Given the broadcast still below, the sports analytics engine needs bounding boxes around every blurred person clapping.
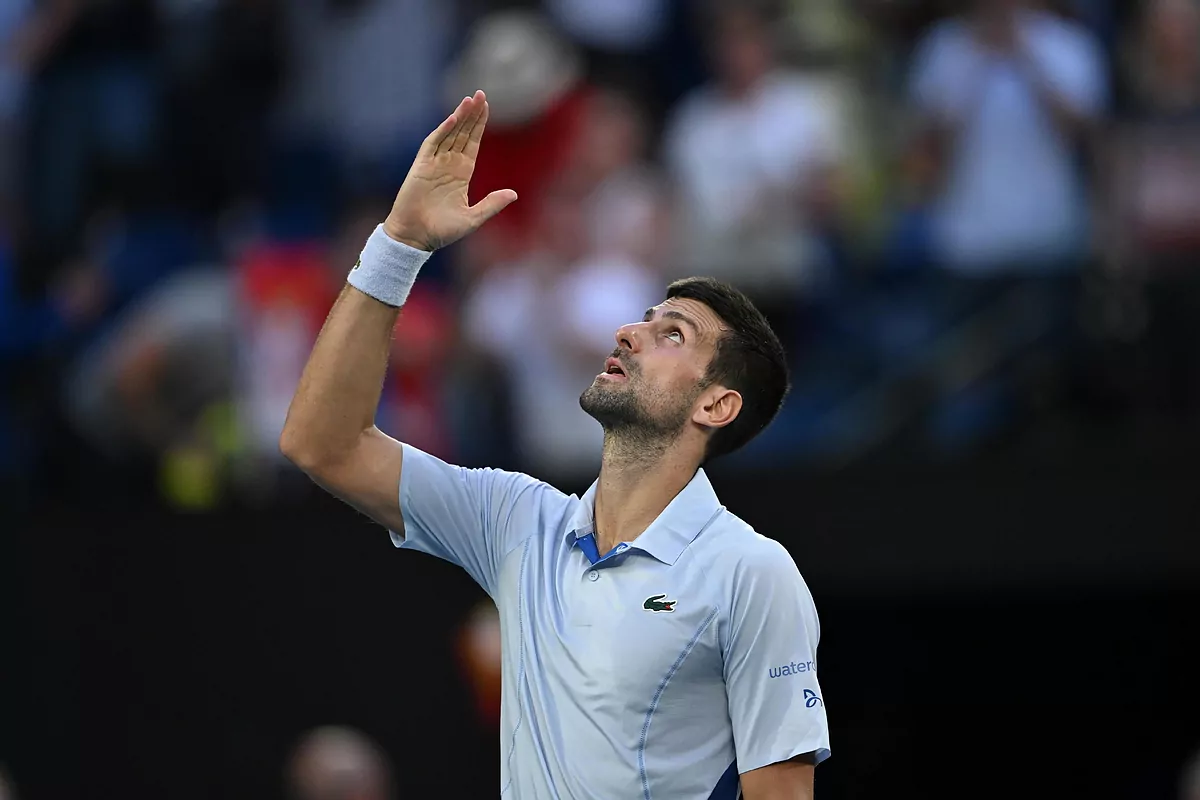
[663,0,851,303]
[907,0,1107,274]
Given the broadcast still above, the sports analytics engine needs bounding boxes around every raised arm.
[279,91,517,533]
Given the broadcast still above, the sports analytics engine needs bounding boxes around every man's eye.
[666,330,683,343]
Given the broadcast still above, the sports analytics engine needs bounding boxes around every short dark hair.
[666,277,790,461]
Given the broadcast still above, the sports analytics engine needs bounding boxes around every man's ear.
[693,386,742,430]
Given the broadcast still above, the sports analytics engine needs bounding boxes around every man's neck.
[592,432,701,556]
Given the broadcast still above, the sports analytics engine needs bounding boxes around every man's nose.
[614,321,643,353]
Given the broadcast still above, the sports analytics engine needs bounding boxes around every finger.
[436,96,475,156]
[463,100,491,161]
[469,189,518,228]
[417,112,460,161]
[450,91,485,153]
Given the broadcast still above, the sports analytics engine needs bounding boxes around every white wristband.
[346,224,432,307]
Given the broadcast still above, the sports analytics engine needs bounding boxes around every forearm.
[281,90,511,475]
[279,284,399,471]
[740,754,817,800]
[1018,54,1092,142]
[1035,85,1089,141]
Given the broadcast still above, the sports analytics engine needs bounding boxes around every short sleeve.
[723,541,830,773]
[1032,22,1107,118]
[392,444,564,598]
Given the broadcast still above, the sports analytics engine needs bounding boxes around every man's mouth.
[599,356,627,381]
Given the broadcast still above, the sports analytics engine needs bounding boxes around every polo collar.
[565,469,723,565]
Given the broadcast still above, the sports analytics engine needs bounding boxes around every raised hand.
[383,90,517,252]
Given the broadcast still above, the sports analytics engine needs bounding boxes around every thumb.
[469,189,518,228]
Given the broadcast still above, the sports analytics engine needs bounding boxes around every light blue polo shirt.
[393,444,830,799]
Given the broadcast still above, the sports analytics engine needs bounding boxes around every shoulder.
[494,467,573,520]
[702,510,809,595]
[697,512,821,651]
[1024,11,1102,63]
[402,444,570,519]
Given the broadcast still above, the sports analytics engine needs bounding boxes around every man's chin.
[579,384,629,421]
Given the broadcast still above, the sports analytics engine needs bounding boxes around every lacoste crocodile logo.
[643,594,677,613]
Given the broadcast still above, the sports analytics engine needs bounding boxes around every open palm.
[384,90,517,252]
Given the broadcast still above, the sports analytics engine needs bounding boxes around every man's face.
[579,297,727,440]
[712,10,772,92]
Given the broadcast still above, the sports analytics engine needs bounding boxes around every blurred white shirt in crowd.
[280,0,450,162]
[463,255,658,477]
[911,11,1106,273]
[585,167,668,266]
[664,71,846,293]
[544,0,667,51]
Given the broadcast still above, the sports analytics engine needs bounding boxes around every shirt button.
[588,570,599,582]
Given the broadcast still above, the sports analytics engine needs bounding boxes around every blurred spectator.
[663,0,849,308]
[286,726,393,800]
[159,0,285,216]
[906,0,1107,274]
[0,224,106,486]
[1103,0,1200,418]
[1121,0,1200,120]
[235,198,455,495]
[20,0,161,273]
[545,0,667,54]
[61,264,234,467]
[1107,0,1200,266]
[543,0,672,104]
[44,193,221,503]
[277,0,452,200]
[571,87,672,273]
[456,600,502,729]
[447,10,591,266]
[461,176,660,477]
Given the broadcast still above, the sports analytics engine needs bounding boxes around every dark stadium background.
[3,0,1200,798]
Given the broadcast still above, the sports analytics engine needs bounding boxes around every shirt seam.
[678,508,730,659]
[637,606,720,800]
[493,480,544,561]
[499,536,534,797]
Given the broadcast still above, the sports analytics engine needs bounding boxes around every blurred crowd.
[3,0,1200,508]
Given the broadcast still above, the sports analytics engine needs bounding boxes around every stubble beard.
[579,376,694,458]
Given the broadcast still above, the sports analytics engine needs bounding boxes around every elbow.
[279,425,326,476]
[279,424,361,480]
[278,428,311,471]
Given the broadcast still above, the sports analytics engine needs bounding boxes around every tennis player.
[282,90,830,799]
